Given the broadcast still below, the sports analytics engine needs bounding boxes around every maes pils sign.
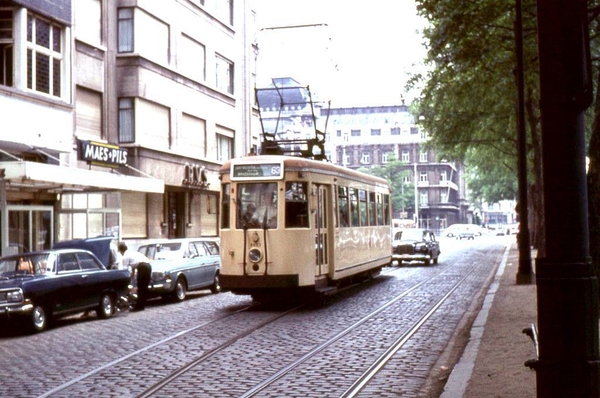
[79,140,128,168]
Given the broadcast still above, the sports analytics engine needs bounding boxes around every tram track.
[26,241,506,398]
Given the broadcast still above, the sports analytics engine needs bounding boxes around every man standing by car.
[118,242,151,311]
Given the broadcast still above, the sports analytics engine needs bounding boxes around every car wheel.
[31,304,49,332]
[96,293,114,319]
[174,277,187,302]
[210,272,221,294]
[425,259,431,266]
[433,256,439,265]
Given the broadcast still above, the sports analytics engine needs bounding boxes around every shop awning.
[0,161,164,194]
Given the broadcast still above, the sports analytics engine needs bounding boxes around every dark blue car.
[0,244,130,332]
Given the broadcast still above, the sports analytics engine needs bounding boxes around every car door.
[185,241,211,290]
[76,252,109,308]
[53,252,85,314]
[427,231,440,257]
[200,241,220,285]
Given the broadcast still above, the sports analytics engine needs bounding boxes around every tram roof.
[221,155,389,188]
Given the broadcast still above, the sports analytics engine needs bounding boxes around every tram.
[219,155,392,299]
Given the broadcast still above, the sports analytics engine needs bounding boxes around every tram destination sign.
[231,162,284,180]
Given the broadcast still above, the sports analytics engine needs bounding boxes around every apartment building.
[0,0,257,256]
[323,103,469,232]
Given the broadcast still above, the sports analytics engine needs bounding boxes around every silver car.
[136,238,221,302]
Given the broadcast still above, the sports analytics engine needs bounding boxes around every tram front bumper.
[221,274,299,289]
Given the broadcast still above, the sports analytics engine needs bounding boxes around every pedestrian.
[118,242,151,311]
[117,242,149,274]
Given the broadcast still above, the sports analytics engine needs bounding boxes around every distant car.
[456,229,476,240]
[391,228,441,266]
[442,224,480,238]
[0,249,130,332]
[488,224,506,235]
[136,238,221,301]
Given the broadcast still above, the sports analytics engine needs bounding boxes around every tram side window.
[338,186,349,227]
[285,182,309,228]
[369,192,376,226]
[383,194,391,225]
[221,183,230,229]
[359,190,367,226]
[350,188,359,227]
[377,194,384,225]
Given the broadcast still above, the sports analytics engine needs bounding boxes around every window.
[214,0,233,25]
[361,152,370,164]
[359,190,367,226]
[349,188,359,227]
[285,182,308,228]
[351,129,361,137]
[368,192,376,226]
[402,174,411,183]
[217,134,233,161]
[391,127,400,135]
[180,113,206,157]
[118,98,135,142]
[336,130,341,137]
[75,0,102,45]
[401,150,409,162]
[410,126,418,135]
[440,170,447,181]
[215,54,233,94]
[221,183,230,229]
[76,86,102,139]
[0,9,13,87]
[420,151,428,162]
[420,191,428,205]
[371,129,381,136]
[441,192,448,203]
[27,14,63,97]
[338,186,349,227]
[420,171,428,182]
[382,153,389,163]
[179,34,205,82]
[117,8,133,53]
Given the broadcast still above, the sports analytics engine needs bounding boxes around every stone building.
[323,103,470,232]
[0,0,257,255]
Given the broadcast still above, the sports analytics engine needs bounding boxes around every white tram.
[219,155,392,299]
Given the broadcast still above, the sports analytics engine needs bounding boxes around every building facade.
[323,103,470,232]
[0,0,257,256]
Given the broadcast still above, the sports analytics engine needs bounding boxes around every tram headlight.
[248,248,263,263]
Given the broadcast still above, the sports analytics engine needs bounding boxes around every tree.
[411,0,545,250]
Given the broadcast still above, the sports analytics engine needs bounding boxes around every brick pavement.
[441,241,537,397]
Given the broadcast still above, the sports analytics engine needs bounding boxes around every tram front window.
[237,183,278,229]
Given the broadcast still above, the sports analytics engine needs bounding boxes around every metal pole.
[515,0,533,284]
[535,0,600,395]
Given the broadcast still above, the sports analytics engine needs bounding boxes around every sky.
[251,0,429,107]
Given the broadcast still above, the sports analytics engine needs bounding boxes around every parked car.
[391,228,441,266]
[136,238,221,302]
[0,249,130,332]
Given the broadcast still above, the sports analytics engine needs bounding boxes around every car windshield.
[0,253,55,276]
[399,229,424,241]
[152,243,183,260]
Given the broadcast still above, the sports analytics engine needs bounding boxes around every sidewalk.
[441,241,537,397]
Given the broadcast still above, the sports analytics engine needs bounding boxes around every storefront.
[0,159,164,257]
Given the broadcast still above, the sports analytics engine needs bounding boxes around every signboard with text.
[79,140,128,168]
[231,162,284,181]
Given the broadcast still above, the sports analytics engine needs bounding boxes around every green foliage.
[411,0,540,205]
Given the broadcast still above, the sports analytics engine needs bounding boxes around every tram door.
[314,184,330,276]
